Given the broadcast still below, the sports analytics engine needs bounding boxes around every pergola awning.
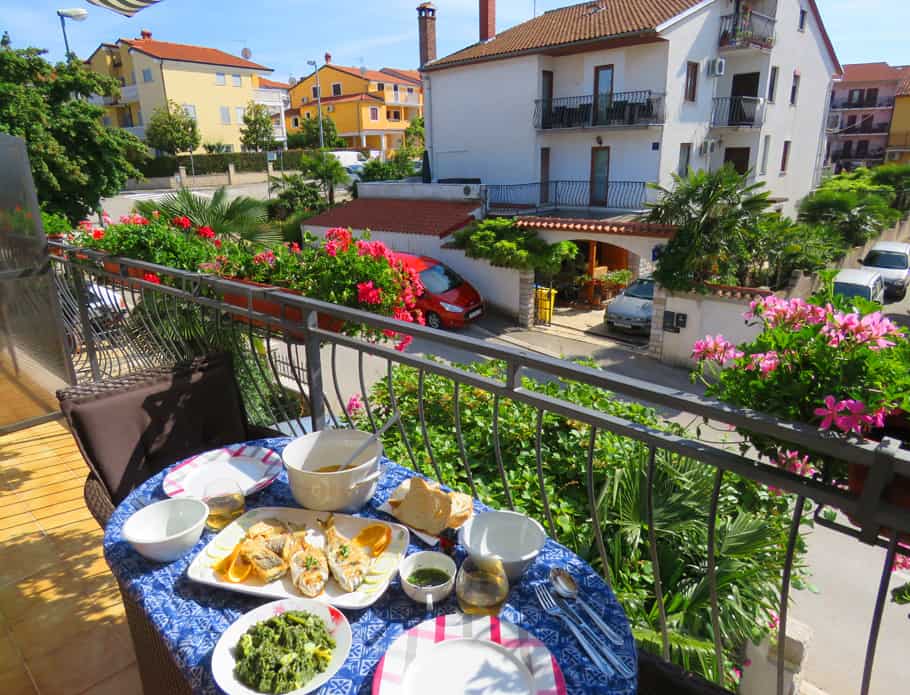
[86,0,161,18]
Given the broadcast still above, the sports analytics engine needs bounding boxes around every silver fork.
[534,584,614,678]
[555,597,637,679]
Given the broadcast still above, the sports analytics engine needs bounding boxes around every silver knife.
[557,598,636,679]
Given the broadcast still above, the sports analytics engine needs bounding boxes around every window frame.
[235,106,245,123]
[215,72,226,86]
[141,68,153,83]
[677,143,692,177]
[183,104,197,121]
[767,66,779,103]
[790,73,800,106]
[312,85,320,99]
[376,82,385,92]
[760,134,771,175]
[369,106,379,121]
[684,61,699,103]
[292,116,300,128]
[798,9,808,32]
[780,140,792,173]
[231,74,242,87]
[331,82,342,97]
[219,106,231,125]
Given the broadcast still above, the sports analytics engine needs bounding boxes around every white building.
[420,0,842,218]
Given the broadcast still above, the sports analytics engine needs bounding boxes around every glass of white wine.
[455,556,509,616]
[203,478,245,531]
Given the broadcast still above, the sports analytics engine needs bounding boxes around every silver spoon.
[336,412,400,472]
[549,567,623,646]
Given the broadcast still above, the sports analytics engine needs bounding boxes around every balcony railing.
[711,96,766,128]
[119,84,139,103]
[533,91,665,130]
[123,125,145,138]
[383,90,421,106]
[839,122,890,136]
[830,148,886,162]
[484,179,648,213]
[831,97,895,110]
[719,12,776,50]
[43,243,910,695]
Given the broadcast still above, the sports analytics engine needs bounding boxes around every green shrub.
[41,210,72,235]
[267,174,327,221]
[452,217,577,274]
[138,156,178,178]
[175,152,268,174]
[798,189,899,246]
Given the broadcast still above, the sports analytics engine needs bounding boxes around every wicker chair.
[637,648,733,694]
[57,353,281,695]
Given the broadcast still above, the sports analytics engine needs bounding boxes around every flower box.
[221,278,345,339]
[103,260,145,279]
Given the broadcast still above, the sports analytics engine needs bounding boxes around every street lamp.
[57,8,88,58]
[306,59,325,149]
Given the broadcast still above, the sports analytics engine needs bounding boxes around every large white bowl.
[458,510,546,582]
[122,497,209,562]
[282,430,382,513]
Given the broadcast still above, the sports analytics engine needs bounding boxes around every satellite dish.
[288,76,298,85]
[241,47,252,60]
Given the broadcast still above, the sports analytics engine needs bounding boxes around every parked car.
[392,253,484,329]
[833,268,885,304]
[859,241,910,298]
[604,278,654,332]
[346,163,365,182]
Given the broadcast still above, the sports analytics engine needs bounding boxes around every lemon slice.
[227,553,252,583]
[213,545,240,575]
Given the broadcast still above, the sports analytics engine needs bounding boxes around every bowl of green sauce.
[399,551,456,608]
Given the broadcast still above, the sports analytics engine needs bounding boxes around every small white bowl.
[282,430,382,513]
[458,511,546,582]
[122,498,209,563]
[399,551,456,609]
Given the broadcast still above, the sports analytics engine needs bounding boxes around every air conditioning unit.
[326,104,335,112]
[708,57,726,77]
[699,138,720,156]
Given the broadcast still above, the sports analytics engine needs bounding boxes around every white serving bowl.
[121,498,208,563]
[458,510,546,582]
[282,430,382,513]
[398,551,457,609]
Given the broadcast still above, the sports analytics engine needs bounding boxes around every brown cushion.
[59,354,249,505]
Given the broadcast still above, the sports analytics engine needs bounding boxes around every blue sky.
[0,0,907,79]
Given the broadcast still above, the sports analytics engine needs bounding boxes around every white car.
[859,241,910,298]
[833,268,885,304]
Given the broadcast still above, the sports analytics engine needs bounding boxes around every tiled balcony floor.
[0,420,140,695]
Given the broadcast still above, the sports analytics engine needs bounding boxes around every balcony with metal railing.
[718,12,776,50]
[831,96,895,111]
[382,89,421,107]
[838,122,891,136]
[533,91,665,130]
[484,179,648,215]
[30,242,910,695]
[711,96,766,128]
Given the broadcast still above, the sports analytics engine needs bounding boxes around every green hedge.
[139,156,178,178]
[137,147,372,179]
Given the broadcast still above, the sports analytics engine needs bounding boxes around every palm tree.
[299,149,349,205]
[134,187,278,243]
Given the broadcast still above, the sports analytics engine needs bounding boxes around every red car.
[392,253,484,329]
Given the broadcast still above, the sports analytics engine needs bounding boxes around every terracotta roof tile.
[302,198,480,237]
[258,77,289,90]
[514,216,675,238]
[327,64,419,85]
[426,0,701,70]
[380,67,422,85]
[319,93,385,105]
[122,38,271,71]
[841,62,909,83]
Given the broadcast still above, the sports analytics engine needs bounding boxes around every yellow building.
[887,76,910,164]
[84,31,286,153]
[285,58,422,155]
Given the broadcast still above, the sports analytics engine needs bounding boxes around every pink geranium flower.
[346,394,364,414]
[357,281,382,305]
[692,334,743,365]
[813,395,844,431]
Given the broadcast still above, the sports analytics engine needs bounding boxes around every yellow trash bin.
[535,286,556,323]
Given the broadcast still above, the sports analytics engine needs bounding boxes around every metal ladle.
[549,567,623,646]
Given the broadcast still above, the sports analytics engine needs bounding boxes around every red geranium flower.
[196,225,215,239]
[92,228,105,240]
[143,272,161,284]
[172,216,192,230]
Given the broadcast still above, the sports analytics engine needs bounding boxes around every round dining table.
[103,437,638,695]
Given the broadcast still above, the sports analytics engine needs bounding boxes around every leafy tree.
[0,42,145,220]
[798,189,899,247]
[647,167,771,290]
[291,115,345,149]
[359,150,415,182]
[452,217,577,276]
[145,100,201,156]
[267,173,327,219]
[133,186,274,242]
[403,115,424,154]
[240,101,276,152]
[299,149,348,205]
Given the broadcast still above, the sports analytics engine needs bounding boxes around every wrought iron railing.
[45,242,910,694]
[840,122,891,135]
[831,97,895,110]
[484,180,648,214]
[719,12,776,49]
[830,148,886,161]
[711,96,766,128]
[533,91,665,130]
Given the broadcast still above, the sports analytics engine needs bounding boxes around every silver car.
[604,278,654,332]
[859,241,910,298]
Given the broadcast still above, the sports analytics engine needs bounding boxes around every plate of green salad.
[212,598,352,695]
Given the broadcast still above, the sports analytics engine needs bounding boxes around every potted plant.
[691,290,910,540]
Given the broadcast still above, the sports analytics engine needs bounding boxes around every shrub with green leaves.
[451,217,577,275]
[353,360,803,686]
[798,188,899,247]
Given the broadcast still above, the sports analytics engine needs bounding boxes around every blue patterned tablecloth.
[103,438,637,694]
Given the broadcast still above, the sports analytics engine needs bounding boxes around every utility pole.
[307,59,325,149]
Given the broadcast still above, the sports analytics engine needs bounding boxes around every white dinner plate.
[211,597,352,695]
[186,506,410,609]
[403,639,535,695]
[162,445,282,498]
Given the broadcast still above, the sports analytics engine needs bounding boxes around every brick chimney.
[139,29,152,40]
[480,0,495,42]
[324,52,332,64]
[417,3,437,67]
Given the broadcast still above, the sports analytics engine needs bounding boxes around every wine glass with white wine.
[455,556,509,616]
[203,478,245,531]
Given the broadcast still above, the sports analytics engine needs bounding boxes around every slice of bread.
[447,491,473,529]
[392,478,453,535]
